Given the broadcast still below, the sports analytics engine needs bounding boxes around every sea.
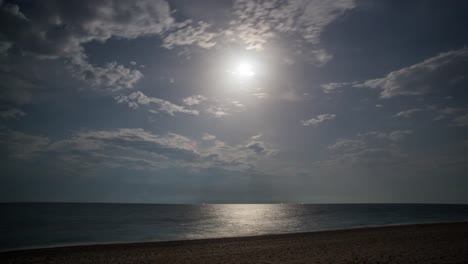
[1,203,468,251]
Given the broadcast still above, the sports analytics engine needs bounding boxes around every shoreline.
[2,222,468,263]
[2,221,468,253]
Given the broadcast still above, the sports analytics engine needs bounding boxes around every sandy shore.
[1,222,468,263]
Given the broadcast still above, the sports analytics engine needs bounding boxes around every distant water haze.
[2,203,468,251]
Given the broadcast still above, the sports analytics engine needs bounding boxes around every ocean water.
[1,203,468,251]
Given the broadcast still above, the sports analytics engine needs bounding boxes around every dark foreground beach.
[1,223,468,264]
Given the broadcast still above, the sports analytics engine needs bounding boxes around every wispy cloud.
[0,129,49,159]
[0,71,36,105]
[181,95,246,118]
[115,91,199,116]
[355,47,468,98]
[201,133,216,141]
[321,82,354,94]
[325,130,412,166]
[394,108,423,118]
[433,107,466,121]
[452,114,468,127]
[359,130,413,142]
[427,106,468,127]
[301,113,336,127]
[328,138,366,153]
[2,128,278,172]
[0,108,26,119]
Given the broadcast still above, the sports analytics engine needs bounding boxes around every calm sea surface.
[1,203,468,251]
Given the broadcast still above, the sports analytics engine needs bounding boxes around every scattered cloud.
[162,21,218,49]
[0,0,360,101]
[301,113,336,127]
[115,91,199,116]
[70,60,143,91]
[228,0,356,64]
[71,0,359,67]
[355,47,468,98]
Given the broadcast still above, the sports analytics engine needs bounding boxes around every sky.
[1,0,468,204]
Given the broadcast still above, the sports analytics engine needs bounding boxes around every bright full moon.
[231,62,255,79]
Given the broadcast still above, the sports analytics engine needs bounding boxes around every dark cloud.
[0,0,174,90]
[0,0,173,58]
[247,142,265,153]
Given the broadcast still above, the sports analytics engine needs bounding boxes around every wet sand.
[1,222,468,264]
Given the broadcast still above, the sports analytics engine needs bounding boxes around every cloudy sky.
[1,0,468,203]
